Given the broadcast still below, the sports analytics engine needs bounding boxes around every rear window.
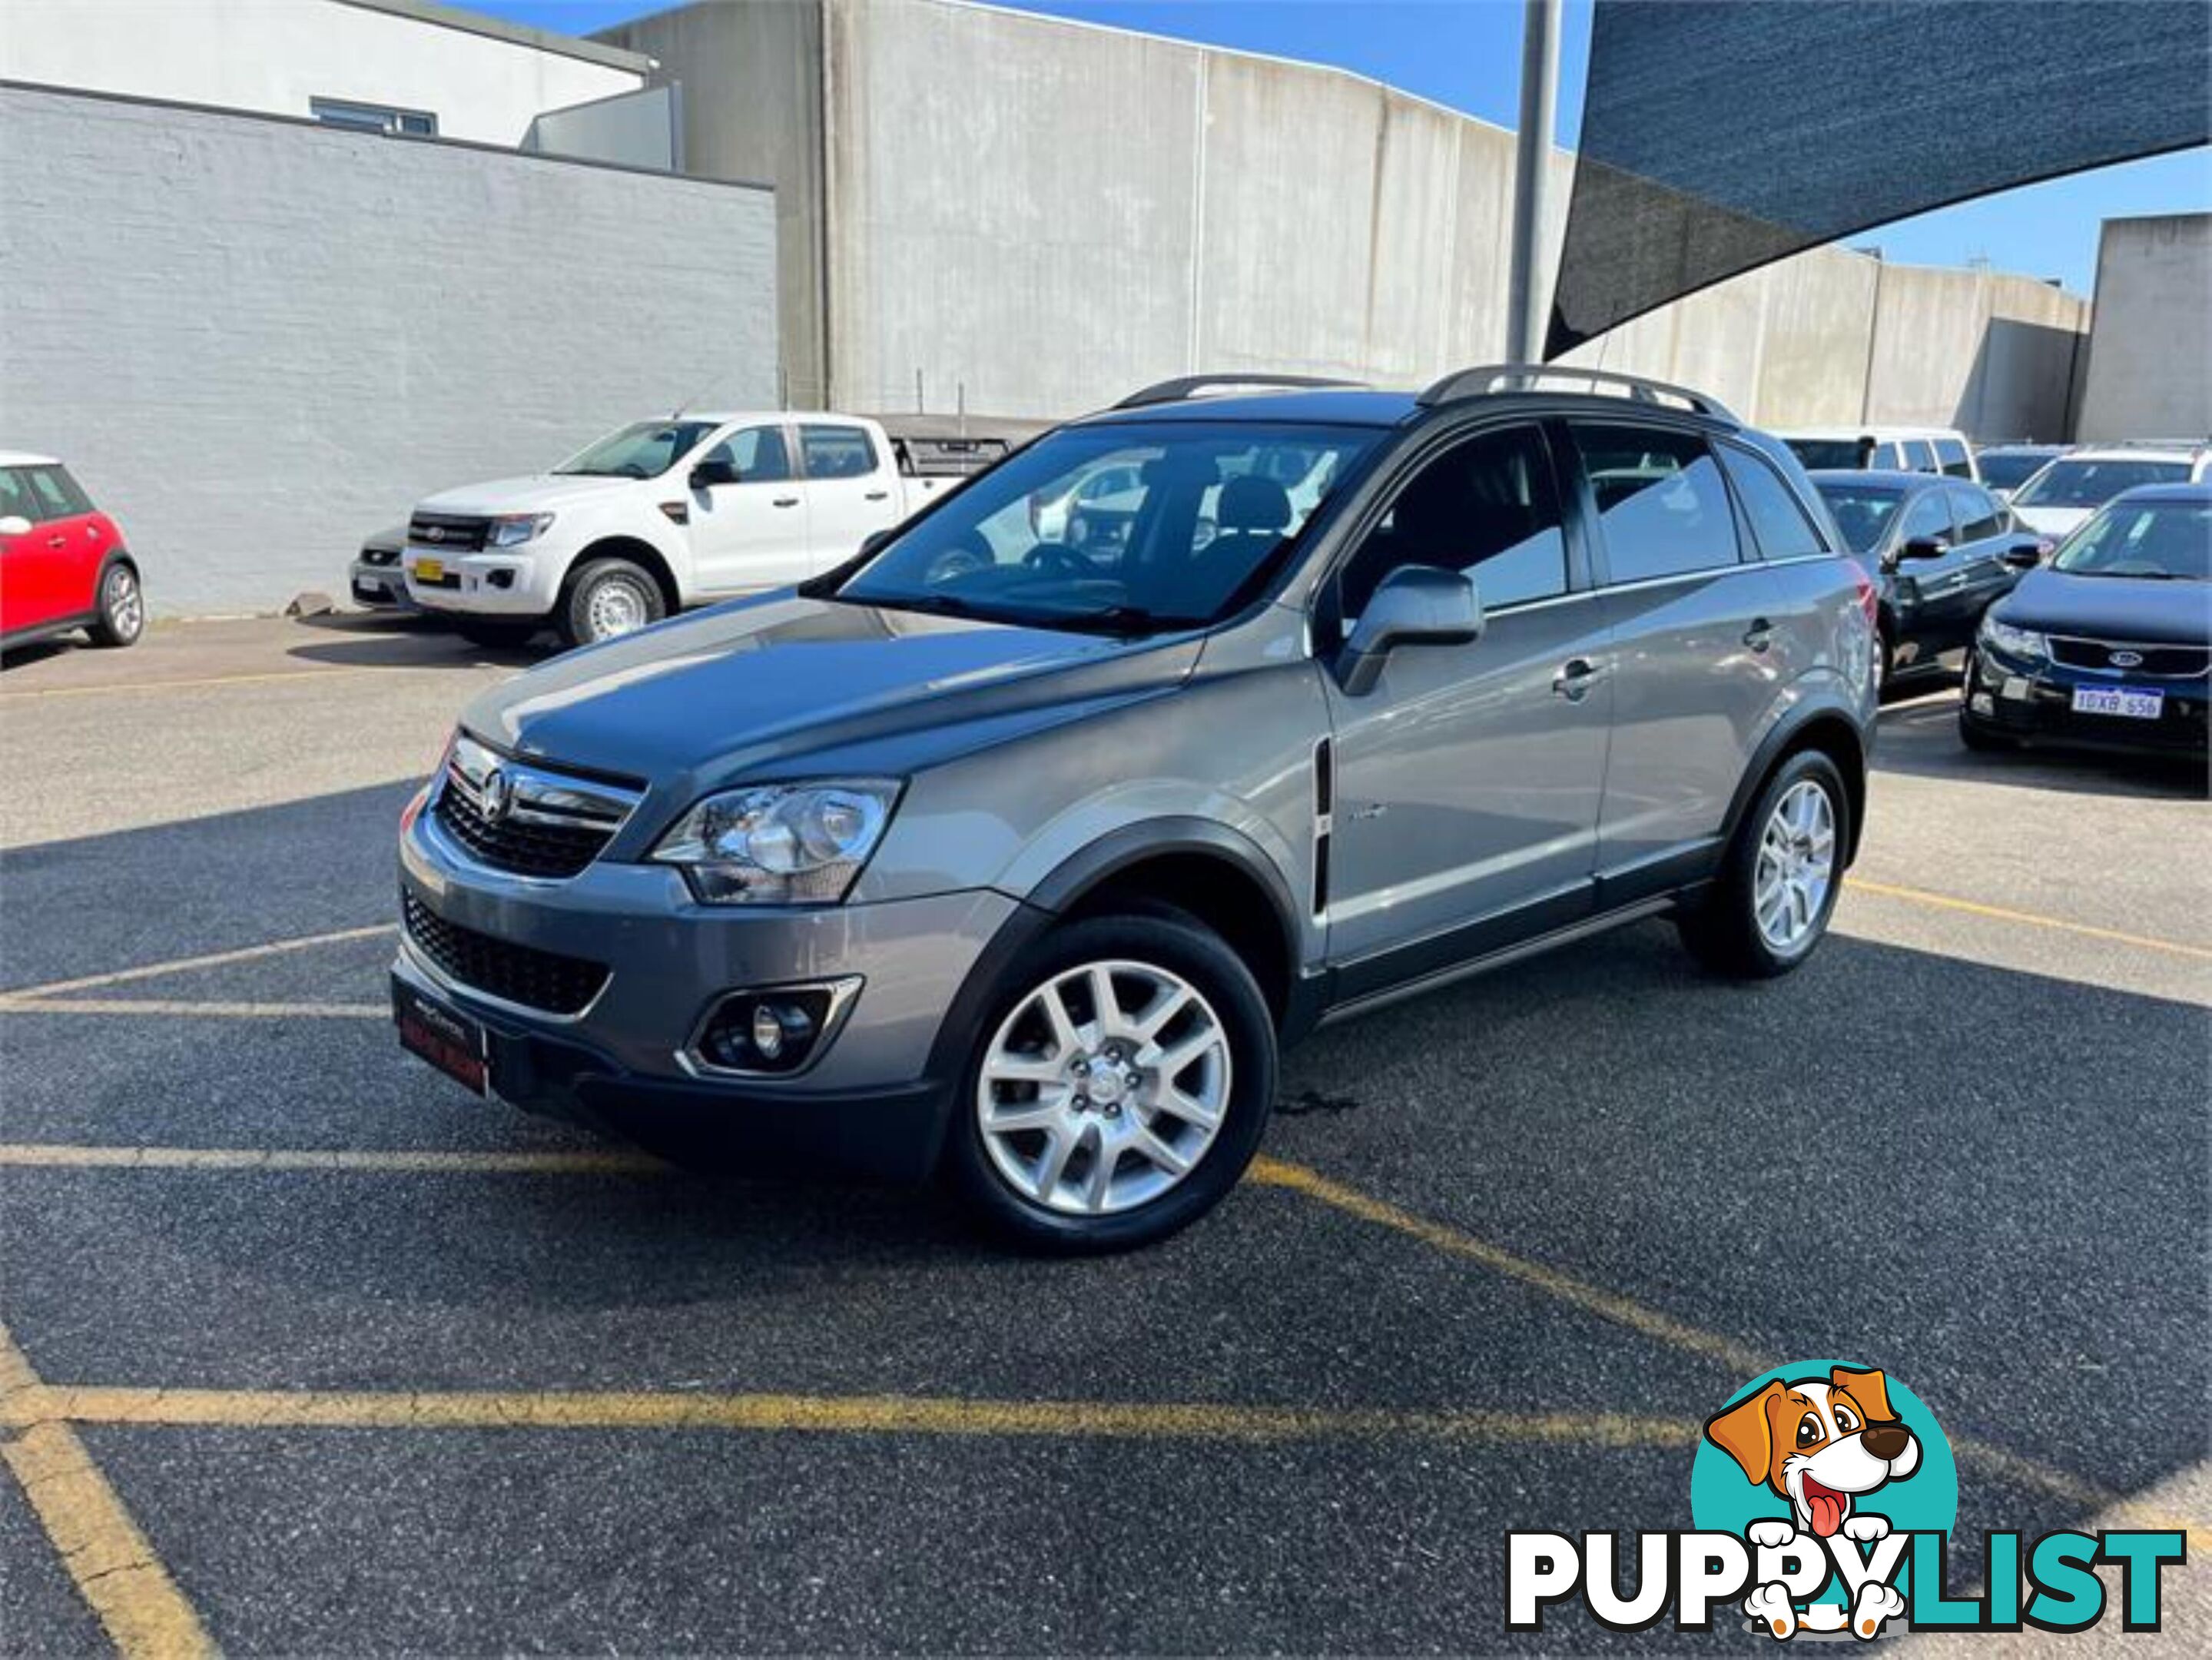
[1574,425,1743,583]
[1978,450,2058,491]
[1785,437,1866,471]
[1935,437,1973,478]
[25,466,93,520]
[1812,483,1905,556]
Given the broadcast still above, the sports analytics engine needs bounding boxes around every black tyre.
[86,559,144,649]
[1872,627,1895,702]
[1678,749,1850,979]
[558,557,665,649]
[455,619,541,649]
[943,908,1277,1253]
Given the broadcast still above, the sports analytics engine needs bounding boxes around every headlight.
[487,513,555,547]
[1978,613,2047,661]
[651,780,900,905]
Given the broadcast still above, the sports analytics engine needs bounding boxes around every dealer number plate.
[412,557,445,583]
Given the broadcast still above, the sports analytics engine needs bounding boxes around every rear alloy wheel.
[559,557,665,649]
[87,561,144,648]
[948,911,1275,1253]
[1679,750,1849,978]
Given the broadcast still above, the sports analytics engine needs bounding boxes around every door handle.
[771,496,801,509]
[1552,657,1604,700]
[46,535,67,549]
[864,490,890,502]
[1743,617,1773,652]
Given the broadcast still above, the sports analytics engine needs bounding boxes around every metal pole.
[1506,0,1562,365]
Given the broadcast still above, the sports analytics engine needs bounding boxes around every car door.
[686,423,809,593]
[1888,484,1972,654]
[0,466,72,636]
[798,423,898,570]
[1943,482,2019,641]
[12,466,109,632]
[1319,420,1613,977]
[1574,421,1792,885]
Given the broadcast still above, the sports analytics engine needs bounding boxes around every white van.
[1778,427,1980,483]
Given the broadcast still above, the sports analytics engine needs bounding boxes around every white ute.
[403,413,1000,647]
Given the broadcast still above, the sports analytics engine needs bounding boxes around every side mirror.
[1336,565,1484,696]
[689,458,741,490]
[1899,536,1948,562]
[0,516,31,538]
[2000,540,2045,571]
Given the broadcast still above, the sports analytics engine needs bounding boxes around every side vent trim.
[1312,737,1334,918]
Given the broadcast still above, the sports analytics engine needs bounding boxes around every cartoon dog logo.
[1705,1366,1922,1637]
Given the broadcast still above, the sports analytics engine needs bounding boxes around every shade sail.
[1545,0,2211,360]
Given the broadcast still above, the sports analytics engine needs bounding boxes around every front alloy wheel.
[89,563,144,648]
[1678,749,1849,978]
[1752,779,1836,954]
[949,909,1275,1253]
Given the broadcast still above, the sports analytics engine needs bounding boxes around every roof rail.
[1113,373,1369,410]
[1416,364,1737,423]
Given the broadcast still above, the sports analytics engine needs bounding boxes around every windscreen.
[556,420,721,479]
[2014,458,2190,510]
[1812,483,1905,556]
[1546,1,2210,357]
[1979,451,2060,492]
[2051,500,2211,581]
[835,422,1379,633]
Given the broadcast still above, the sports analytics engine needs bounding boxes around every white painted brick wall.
[1,87,778,614]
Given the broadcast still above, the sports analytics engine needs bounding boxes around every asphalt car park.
[2,614,2207,1655]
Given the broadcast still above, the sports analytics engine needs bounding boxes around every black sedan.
[1962,483,2210,758]
[1810,470,2044,696]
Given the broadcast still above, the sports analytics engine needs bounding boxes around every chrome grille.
[2047,636,2210,679]
[402,892,608,1015]
[430,735,642,880]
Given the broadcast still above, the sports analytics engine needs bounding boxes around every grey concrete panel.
[1753,248,1881,429]
[2077,213,2210,443]
[0,85,777,615]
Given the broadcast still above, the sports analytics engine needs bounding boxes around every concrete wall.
[0,85,778,614]
[2077,213,2212,442]
[0,0,645,146]
[522,83,680,172]
[615,0,2087,437]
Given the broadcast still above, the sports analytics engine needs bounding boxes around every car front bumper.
[395,793,1027,1178]
[1962,642,2209,755]
[404,546,567,616]
[350,557,416,609]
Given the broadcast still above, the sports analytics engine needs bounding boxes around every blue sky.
[476,0,2209,295]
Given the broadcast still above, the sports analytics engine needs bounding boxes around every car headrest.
[1218,475,1293,536]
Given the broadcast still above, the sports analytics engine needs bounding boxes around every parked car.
[2005,443,2212,541]
[1779,426,1979,483]
[350,523,413,610]
[403,414,1002,649]
[1961,483,2210,758]
[1975,443,2069,501]
[1809,470,2044,694]
[0,452,143,652]
[391,367,1876,1251]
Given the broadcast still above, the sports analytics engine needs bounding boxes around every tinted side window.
[1870,443,1903,470]
[1574,424,1742,583]
[1948,483,2005,542]
[25,467,92,520]
[0,468,35,525]
[1935,437,1974,478]
[1719,445,1825,559]
[801,424,879,480]
[706,426,793,484]
[1907,440,1939,474]
[1899,489,1955,543]
[1339,424,1567,618]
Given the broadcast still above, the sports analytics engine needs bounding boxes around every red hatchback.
[0,452,143,651]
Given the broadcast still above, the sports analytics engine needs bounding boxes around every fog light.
[688,981,857,1076]
[489,569,516,590]
[1971,692,1995,715]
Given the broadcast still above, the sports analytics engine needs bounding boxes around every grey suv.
[393,367,1877,1251]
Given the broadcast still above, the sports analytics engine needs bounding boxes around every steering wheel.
[1023,541,1093,578]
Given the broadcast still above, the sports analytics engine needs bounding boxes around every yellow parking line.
[0,666,388,702]
[0,998,385,1019]
[0,1321,215,1659]
[1,924,393,1001]
[1844,878,2212,961]
[1,1382,1696,1449]
[0,1144,664,1174]
[1255,1157,2212,1550]
[1248,1157,1772,1376]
